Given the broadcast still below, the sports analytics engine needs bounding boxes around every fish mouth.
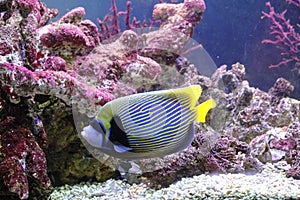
[80,127,90,144]
[80,129,88,140]
[80,125,103,148]
[80,125,92,139]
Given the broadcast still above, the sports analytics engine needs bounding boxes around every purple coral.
[0,117,50,199]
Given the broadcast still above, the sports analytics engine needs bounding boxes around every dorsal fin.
[151,85,202,109]
[172,85,202,108]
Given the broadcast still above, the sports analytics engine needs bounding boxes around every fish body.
[81,85,216,159]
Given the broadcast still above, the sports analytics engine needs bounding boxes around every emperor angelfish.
[81,85,216,159]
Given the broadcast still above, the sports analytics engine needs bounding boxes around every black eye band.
[90,118,106,134]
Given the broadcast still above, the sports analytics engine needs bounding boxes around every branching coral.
[262,1,300,70]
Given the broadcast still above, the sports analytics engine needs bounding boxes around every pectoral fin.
[114,144,133,153]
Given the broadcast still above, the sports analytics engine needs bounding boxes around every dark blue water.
[42,0,300,98]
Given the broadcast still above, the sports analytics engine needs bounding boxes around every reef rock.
[0,0,208,198]
[1,0,300,198]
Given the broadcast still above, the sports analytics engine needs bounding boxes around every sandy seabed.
[49,161,300,200]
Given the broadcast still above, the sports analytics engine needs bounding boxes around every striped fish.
[81,85,216,159]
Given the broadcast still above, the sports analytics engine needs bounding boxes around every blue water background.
[42,0,300,98]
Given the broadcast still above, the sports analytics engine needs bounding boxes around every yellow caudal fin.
[195,98,216,122]
[172,85,202,109]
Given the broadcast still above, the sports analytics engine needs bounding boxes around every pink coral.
[97,0,145,41]
[262,1,300,69]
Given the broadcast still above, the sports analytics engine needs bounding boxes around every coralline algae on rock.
[141,62,300,187]
[38,7,99,55]
[0,0,208,198]
[1,0,300,199]
[209,63,300,179]
[0,116,50,200]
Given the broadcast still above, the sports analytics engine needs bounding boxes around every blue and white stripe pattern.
[114,92,196,153]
